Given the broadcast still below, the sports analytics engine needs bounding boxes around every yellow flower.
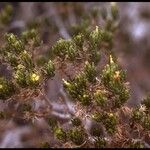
[23,50,27,54]
[114,71,120,80]
[31,73,40,82]
[95,26,99,34]
[108,113,114,117]
[17,64,25,69]
[109,55,114,64]
[95,90,101,94]
[62,79,71,87]
[0,84,3,89]
[14,74,18,79]
[85,61,89,66]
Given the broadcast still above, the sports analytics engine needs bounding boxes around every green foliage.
[89,49,101,65]
[101,55,125,89]
[131,105,150,131]
[89,26,101,48]
[103,112,117,134]
[142,95,150,109]
[14,64,28,87]
[21,29,41,47]
[71,117,82,126]
[78,92,91,106]
[20,50,34,69]
[54,127,67,142]
[94,137,107,148]
[0,4,13,27]
[52,39,78,61]
[43,60,55,78]
[101,55,129,108]
[143,114,150,130]
[94,90,107,107]
[70,19,90,37]
[63,73,92,105]
[47,117,58,130]
[91,126,102,137]
[73,33,84,48]
[0,77,15,100]
[131,108,144,122]
[92,112,104,123]
[84,61,97,83]
[6,52,18,67]
[63,73,87,100]
[4,33,24,54]
[92,112,117,134]
[14,64,41,88]
[110,2,119,21]
[0,28,55,99]
[130,140,144,148]
[89,26,113,48]
[67,127,85,145]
